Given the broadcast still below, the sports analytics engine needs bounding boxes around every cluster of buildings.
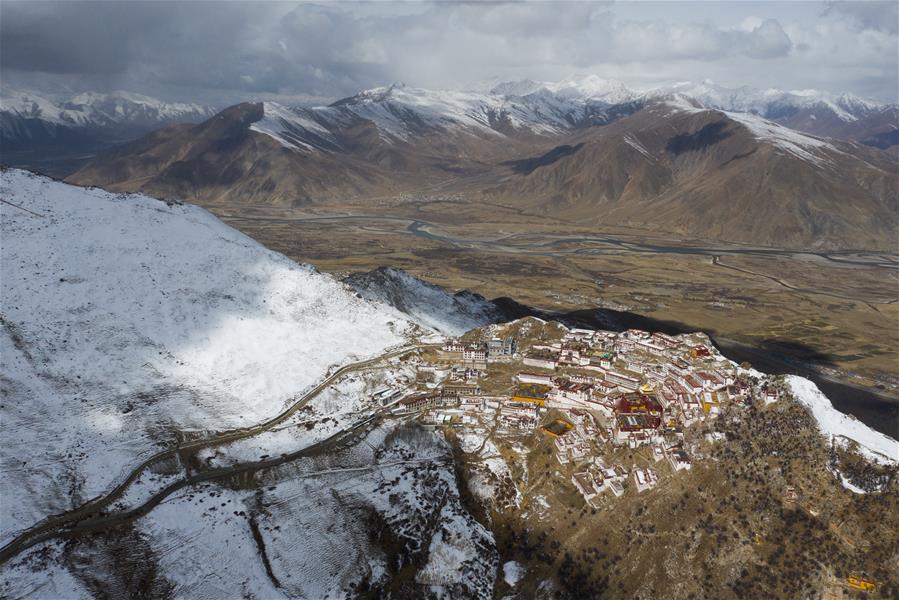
[443,336,517,366]
[375,325,764,505]
[508,328,743,503]
[515,328,747,433]
[571,462,629,505]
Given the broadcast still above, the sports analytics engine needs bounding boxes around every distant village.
[371,321,782,507]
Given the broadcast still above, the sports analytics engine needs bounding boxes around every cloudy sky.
[1,1,896,104]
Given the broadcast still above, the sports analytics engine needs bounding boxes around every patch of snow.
[623,134,653,160]
[660,93,707,115]
[198,368,415,469]
[503,560,526,587]
[457,428,490,454]
[416,503,497,595]
[836,470,868,495]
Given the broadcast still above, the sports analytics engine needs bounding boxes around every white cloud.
[743,19,793,58]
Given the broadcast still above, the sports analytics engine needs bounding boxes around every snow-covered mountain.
[0,169,415,542]
[488,76,894,125]
[655,80,898,147]
[6,77,893,170]
[246,80,646,152]
[0,89,217,163]
[1,89,215,130]
[0,169,507,598]
[0,88,217,134]
[658,79,882,122]
[238,77,895,154]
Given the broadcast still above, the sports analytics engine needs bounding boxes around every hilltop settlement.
[371,318,791,506]
[359,317,896,597]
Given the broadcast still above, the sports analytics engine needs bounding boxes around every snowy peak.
[61,90,215,124]
[490,75,638,104]
[658,79,889,123]
[1,88,93,126]
[0,88,216,138]
[543,75,637,104]
[326,85,511,139]
[488,79,545,97]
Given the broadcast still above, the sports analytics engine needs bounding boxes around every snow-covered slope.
[248,101,343,152]
[0,169,412,544]
[1,420,499,599]
[327,84,513,139]
[345,267,501,336]
[721,110,838,164]
[785,376,898,465]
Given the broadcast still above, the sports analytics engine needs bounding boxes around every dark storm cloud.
[0,1,896,103]
[0,2,153,74]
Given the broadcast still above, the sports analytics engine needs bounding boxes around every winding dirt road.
[0,343,437,565]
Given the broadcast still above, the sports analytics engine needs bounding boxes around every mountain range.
[5,78,894,155]
[63,77,898,250]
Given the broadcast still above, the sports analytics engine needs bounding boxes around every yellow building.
[847,576,875,592]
